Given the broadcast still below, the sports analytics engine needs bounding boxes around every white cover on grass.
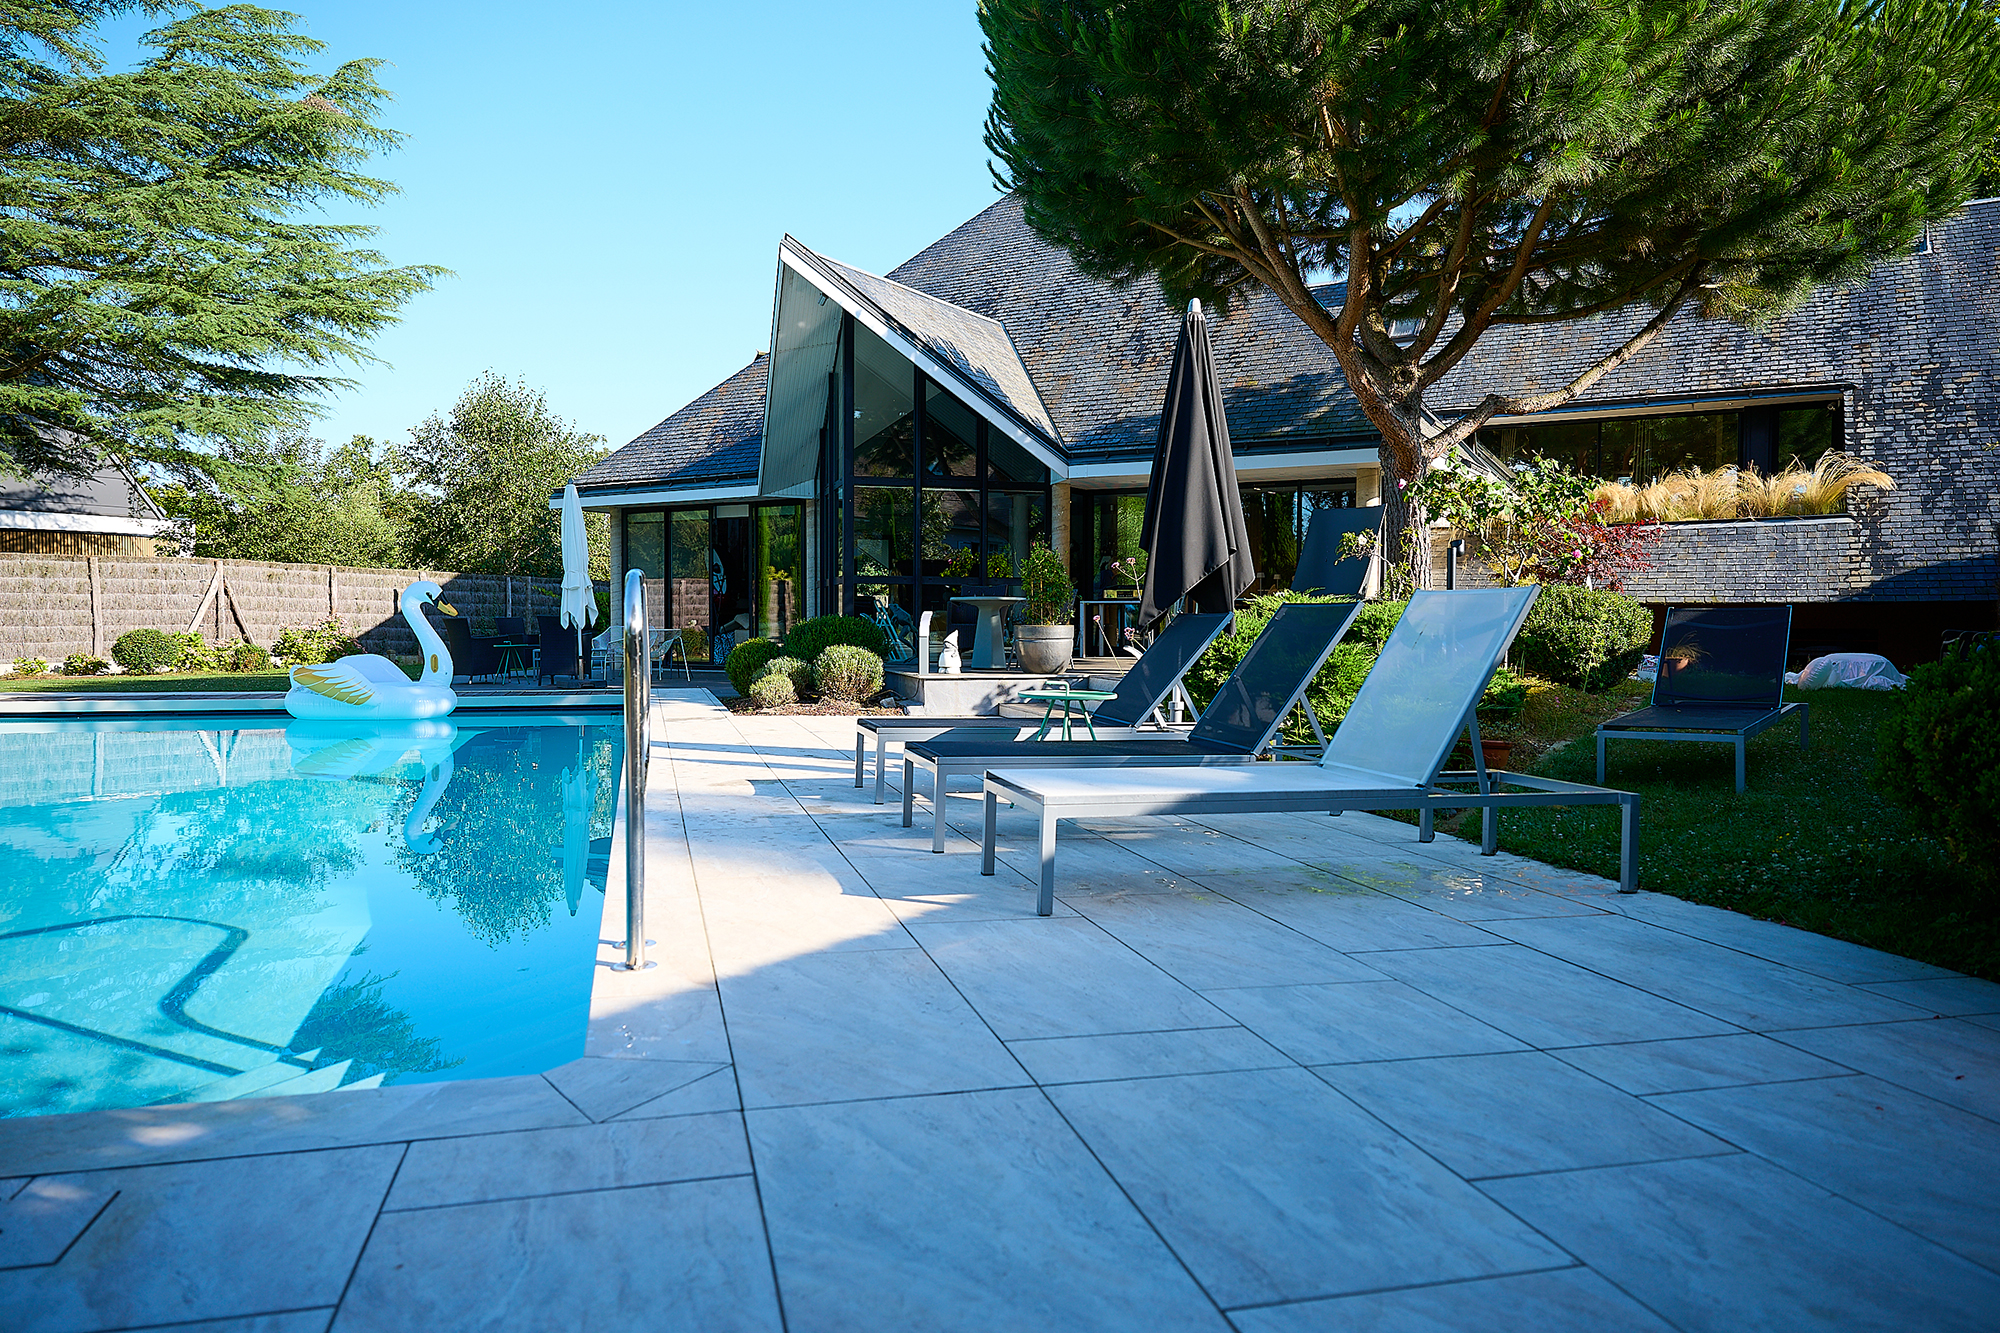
[1787,652,1908,690]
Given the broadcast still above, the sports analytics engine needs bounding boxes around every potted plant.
[1015,542,1077,673]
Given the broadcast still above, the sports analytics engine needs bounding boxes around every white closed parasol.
[558,483,596,678]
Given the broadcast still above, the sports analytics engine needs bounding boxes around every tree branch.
[1426,264,1709,452]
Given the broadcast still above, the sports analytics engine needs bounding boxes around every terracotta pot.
[1479,739,1513,771]
[1015,624,1075,674]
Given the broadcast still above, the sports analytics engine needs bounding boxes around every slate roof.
[805,247,1060,445]
[0,457,164,522]
[885,196,1372,460]
[580,194,2000,497]
[573,354,767,495]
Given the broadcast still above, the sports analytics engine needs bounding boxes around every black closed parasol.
[1138,300,1255,628]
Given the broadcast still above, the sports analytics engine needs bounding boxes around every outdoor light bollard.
[1446,539,1465,591]
[618,567,654,971]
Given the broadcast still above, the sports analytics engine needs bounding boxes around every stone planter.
[1015,624,1075,674]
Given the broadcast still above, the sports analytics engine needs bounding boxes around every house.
[570,195,2000,666]
[0,458,169,558]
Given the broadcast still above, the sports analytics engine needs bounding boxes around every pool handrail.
[618,568,654,971]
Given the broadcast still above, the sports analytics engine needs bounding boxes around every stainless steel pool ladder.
[617,568,655,972]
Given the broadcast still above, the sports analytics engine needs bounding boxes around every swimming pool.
[0,715,622,1118]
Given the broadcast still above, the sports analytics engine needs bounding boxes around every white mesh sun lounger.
[978,587,1641,915]
[851,612,1232,804]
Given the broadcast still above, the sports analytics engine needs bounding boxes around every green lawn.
[1430,683,1995,980]
[0,672,292,692]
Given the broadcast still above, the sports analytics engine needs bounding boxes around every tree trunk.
[1367,394,1440,596]
[1376,447,1433,597]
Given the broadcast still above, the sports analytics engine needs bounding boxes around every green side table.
[1017,685,1118,741]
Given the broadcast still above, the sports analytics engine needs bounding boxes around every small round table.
[946,595,1025,670]
[493,640,536,678]
[1017,685,1118,740]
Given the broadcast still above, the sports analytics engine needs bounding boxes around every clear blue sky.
[104,2,1005,455]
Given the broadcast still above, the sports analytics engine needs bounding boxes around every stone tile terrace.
[3,692,1997,1331]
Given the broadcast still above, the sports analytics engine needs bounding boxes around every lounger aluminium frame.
[851,612,1232,805]
[1595,605,1808,792]
[901,601,1363,853]
[977,588,1642,915]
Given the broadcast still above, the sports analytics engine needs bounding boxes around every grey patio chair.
[977,587,1641,915]
[1595,605,1808,792]
[853,610,1233,805]
[901,601,1361,853]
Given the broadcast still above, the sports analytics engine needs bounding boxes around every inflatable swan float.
[285,581,459,720]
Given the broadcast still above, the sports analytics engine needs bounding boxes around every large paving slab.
[7,704,1994,1330]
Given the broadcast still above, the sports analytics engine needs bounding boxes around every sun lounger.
[978,587,1641,914]
[851,611,1232,804]
[1596,605,1808,792]
[901,601,1363,852]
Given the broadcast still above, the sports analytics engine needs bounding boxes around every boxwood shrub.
[1876,639,2000,884]
[725,637,783,695]
[111,628,181,673]
[1513,585,1652,691]
[783,615,888,666]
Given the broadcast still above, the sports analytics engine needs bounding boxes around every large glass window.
[1241,484,1358,594]
[853,487,913,582]
[924,382,979,480]
[667,509,711,657]
[755,504,803,639]
[1601,412,1736,480]
[820,312,1053,630]
[1776,405,1836,468]
[852,324,915,479]
[1477,401,1841,484]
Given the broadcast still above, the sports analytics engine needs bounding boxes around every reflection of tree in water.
[292,968,458,1084]
[394,727,618,947]
[104,778,382,922]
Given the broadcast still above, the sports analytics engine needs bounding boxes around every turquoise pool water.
[0,715,622,1118]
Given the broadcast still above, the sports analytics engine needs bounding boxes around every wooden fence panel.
[0,554,586,665]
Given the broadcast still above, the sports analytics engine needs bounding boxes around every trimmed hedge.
[814,644,884,701]
[112,628,180,673]
[783,615,888,666]
[1876,640,2000,884]
[1513,584,1652,691]
[725,637,783,695]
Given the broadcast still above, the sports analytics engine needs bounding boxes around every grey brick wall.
[1437,517,1863,603]
[1434,200,2000,604]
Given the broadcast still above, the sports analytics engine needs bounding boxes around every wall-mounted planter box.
[1617,515,1862,604]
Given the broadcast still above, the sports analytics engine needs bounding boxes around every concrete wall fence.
[0,554,578,665]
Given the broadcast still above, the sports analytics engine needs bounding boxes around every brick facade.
[1436,201,2000,606]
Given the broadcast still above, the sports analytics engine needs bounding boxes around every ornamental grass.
[1592,452,1894,522]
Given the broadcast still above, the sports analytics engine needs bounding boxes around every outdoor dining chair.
[899,601,1359,853]
[854,610,1234,805]
[1595,605,1808,792]
[977,587,1641,914]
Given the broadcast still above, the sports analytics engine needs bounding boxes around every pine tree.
[983,0,2000,587]
[0,4,442,476]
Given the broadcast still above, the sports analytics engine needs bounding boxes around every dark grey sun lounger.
[979,587,1642,914]
[900,600,1363,852]
[1596,605,1808,792]
[852,611,1232,804]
